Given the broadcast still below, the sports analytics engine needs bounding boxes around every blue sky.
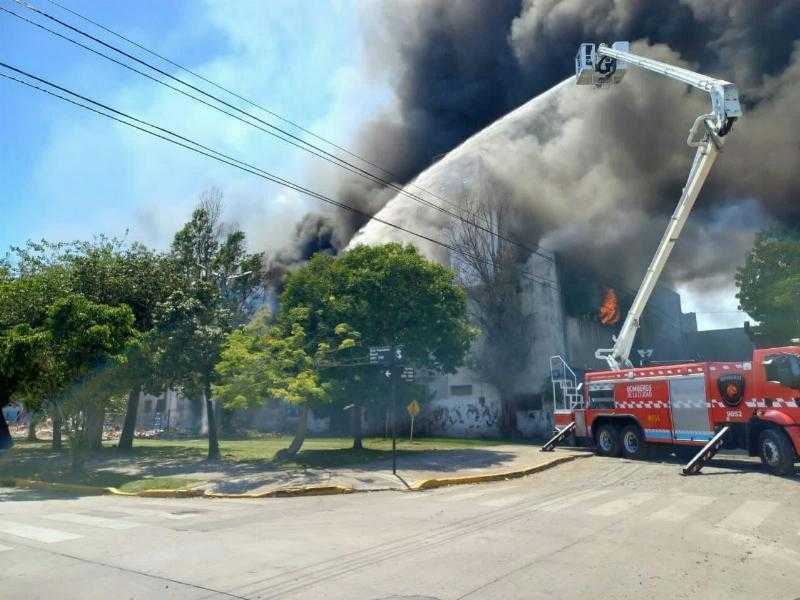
[0,0,389,252]
[0,2,746,330]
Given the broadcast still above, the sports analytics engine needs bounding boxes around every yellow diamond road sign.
[406,400,421,417]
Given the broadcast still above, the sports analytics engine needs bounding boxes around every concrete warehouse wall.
[516,409,554,439]
[424,394,501,438]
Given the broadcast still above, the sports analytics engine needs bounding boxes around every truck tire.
[621,425,648,460]
[758,428,796,476]
[595,424,622,457]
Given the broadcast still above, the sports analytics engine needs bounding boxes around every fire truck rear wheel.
[620,425,648,459]
[758,428,796,476]
[595,424,622,457]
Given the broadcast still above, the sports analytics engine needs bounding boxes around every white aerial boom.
[575,42,742,371]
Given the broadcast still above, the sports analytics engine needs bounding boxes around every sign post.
[372,344,405,475]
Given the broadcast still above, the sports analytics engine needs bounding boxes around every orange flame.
[598,287,620,326]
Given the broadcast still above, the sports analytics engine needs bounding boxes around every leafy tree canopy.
[281,243,475,373]
[214,306,340,412]
[736,228,800,346]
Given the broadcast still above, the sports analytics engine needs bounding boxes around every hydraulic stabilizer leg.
[541,422,576,452]
[681,426,730,475]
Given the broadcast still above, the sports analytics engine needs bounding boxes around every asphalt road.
[1,454,799,600]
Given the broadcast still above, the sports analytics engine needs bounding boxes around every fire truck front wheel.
[595,424,622,457]
[758,428,796,476]
[620,425,648,459]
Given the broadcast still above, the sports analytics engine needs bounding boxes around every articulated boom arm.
[575,42,742,370]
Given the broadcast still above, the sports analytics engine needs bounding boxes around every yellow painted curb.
[411,454,586,491]
[5,478,111,496]
[3,477,353,499]
[205,485,353,499]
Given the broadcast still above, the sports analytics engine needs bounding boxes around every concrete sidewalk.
[198,445,588,494]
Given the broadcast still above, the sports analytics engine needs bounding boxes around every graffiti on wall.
[425,396,501,437]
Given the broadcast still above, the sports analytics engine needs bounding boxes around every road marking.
[45,513,140,530]
[717,500,779,533]
[650,495,715,522]
[479,494,525,508]
[537,489,612,512]
[586,492,657,517]
[93,507,197,520]
[0,521,82,543]
[0,544,12,552]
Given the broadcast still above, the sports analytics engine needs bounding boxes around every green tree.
[0,247,72,449]
[45,294,136,470]
[158,192,263,459]
[281,243,476,448]
[736,228,800,346]
[66,238,180,450]
[215,307,355,457]
[4,238,181,450]
[0,324,49,451]
[153,284,230,460]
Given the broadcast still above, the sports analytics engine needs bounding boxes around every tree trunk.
[117,386,140,452]
[86,403,105,451]
[70,439,86,474]
[205,384,221,461]
[0,397,12,452]
[500,395,518,439]
[284,405,308,457]
[351,404,363,450]
[51,411,62,450]
[27,415,38,442]
[189,397,204,435]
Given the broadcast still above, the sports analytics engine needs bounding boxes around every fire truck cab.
[553,346,800,475]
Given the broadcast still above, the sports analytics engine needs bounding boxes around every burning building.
[326,1,800,437]
[346,149,698,438]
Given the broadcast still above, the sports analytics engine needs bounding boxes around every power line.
[44,0,460,215]
[22,1,699,334]
[2,0,695,334]
[0,57,690,331]
[9,0,695,332]
[7,0,552,266]
[0,63,561,293]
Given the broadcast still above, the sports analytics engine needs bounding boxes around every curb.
[2,478,353,499]
[205,485,353,499]
[411,453,586,491]
[2,478,111,496]
[2,454,584,498]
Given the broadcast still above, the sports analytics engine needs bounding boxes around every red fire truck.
[547,44,799,475]
[551,349,800,475]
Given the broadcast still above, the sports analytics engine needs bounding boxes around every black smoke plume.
[329,0,800,303]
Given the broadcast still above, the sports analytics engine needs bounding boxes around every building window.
[143,399,153,414]
[449,384,473,397]
[156,397,166,412]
